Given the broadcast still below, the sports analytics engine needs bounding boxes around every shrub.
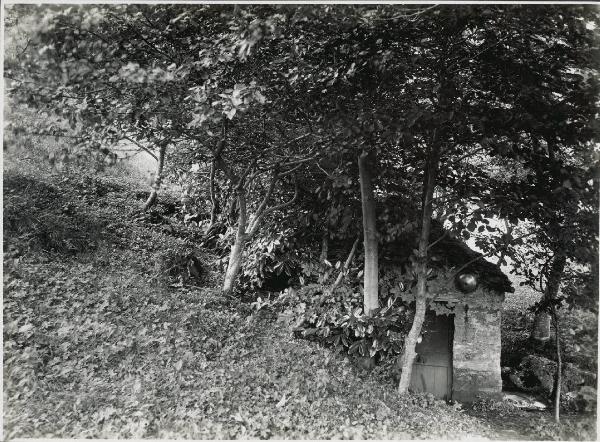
[154,245,205,285]
[270,283,412,363]
[575,386,597,413]
[238,227,310,293]
[526,415,597,441]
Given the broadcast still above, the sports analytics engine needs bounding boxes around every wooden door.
[409,312,453,400]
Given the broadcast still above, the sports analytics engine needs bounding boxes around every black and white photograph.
[2,2,599,439]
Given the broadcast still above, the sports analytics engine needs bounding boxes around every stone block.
[453,367,503,403]
[451,304,502,402]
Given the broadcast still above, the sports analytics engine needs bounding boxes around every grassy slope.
[2,153,595,440]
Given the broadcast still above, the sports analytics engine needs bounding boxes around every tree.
[431,5,599,414]
[5,4,327,293]
[358,150,379,314]
[210,124,322,294]
[391,5,600,392]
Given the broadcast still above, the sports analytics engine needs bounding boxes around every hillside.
[2,158,488,439]
[2,153,595,440]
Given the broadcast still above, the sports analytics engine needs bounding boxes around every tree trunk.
[358,150,379,315]
[531,254,567,341]
[592,248,599,302]
[222,231,246,294]
[398,142,440,393]
[397,296,427,392]
[330,236,360,291]
[207,160,218,232]
[143,143,167,211]
[219,167,296,294]
[222,190,247,294]
[551,305,562,423]
[320,229,329,263]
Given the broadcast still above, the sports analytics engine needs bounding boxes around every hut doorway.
[409,311,454,400]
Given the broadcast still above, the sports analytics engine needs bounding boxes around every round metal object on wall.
[455,273,478,293]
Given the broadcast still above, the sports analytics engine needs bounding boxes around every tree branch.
[262,178,299,218]
[427,230,449,250]
[448,36,509,73]
[207,160,218,231]
[250,172,279,233]
[279,154,319,170]
[330,236,361,291]
[279,162,305,177]
[213,137,242,186]
[446,145,487,167]
[248,177,299,236]
[447,229,543,282]
[236,159,257,191]
[316,161,336,179]
[122,135,158,161]
[375,5,439,22]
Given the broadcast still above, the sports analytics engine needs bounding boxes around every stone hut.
[258,218,513,403]
[382,222,514,403]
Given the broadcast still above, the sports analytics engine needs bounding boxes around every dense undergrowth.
[502,284,598,374]
[496,284,597,439]
[501,281,598,412]
[3,156,596,439]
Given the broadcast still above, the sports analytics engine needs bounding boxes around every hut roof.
[381,220,514,294]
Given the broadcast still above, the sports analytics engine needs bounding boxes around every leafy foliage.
[237,227,301,292]
[4,174,106,256]
[268,284,412,362]
[470,397,522,415]
[153,245,205,286]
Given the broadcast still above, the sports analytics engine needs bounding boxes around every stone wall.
[452,288,503,403]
